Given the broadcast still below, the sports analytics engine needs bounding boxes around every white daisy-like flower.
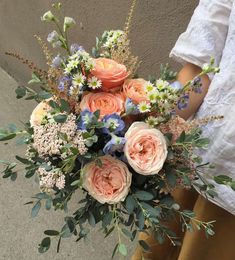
[85,59,95,70]
[64,66,72,74]
[138,101,151,113]
[156,79,170,90]
[146,116,164,127]
[88,76,102,89]
[68,59,79,69]
[144,81,155,93]
[72,73,86,87]
[147,92,158,103]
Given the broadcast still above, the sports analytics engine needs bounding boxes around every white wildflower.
[88,76,102,89]
[156,79,170,90]
[138,101,151,113]
[72,73,86,87]
[144,81,155,93]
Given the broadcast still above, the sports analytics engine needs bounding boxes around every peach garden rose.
[124,122,168,175]
[91,58,129,92]
[123,78,149,104]
[30,99,51,127]
[80,92,125,118]
[82,155,132,204]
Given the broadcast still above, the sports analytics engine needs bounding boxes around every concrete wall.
[0,0,198,84]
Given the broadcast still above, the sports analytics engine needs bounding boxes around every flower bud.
[63,17,76,31]
[41,11,55,22]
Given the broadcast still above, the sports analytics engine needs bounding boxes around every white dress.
[170,0,235,215]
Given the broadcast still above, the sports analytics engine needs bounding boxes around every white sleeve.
[170,0,233,71]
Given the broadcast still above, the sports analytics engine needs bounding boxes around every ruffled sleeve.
[170,0,233,72]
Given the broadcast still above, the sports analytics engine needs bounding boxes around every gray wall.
[0,0,198,84]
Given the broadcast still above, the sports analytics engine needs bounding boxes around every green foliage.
[38,237,51,253]
[160,64,177,81]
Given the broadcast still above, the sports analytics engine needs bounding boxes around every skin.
[176,63,211,120]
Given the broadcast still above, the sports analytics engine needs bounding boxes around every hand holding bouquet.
[1,1,230,258]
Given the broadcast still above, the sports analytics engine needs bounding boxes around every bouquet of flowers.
[0,1,228,258]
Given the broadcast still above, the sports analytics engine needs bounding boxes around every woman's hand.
[176,63,211,120]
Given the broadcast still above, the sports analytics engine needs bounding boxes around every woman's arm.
[176,63,211,120]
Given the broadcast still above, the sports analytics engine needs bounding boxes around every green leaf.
[135,191,154,201]
[125,195,136,214]
[15,86,26,99]
[66,217,76,233]
[166,171,177,187]
[45,199,52,210]
[53,114,67,123]
[60,99,70,112]
[177,131,186,143]
[71,180,81,187]
[214,175,232,184]
[15,155,31,165]
[104,226,115,238]
[31,201,41,218]
[93,110,100,119]
[140,202,161,218]
[38,91,52,100]
[44,230,60,236]
[118,243,127,256]
[102,212,113,227]
[61,224,72,238]
[38,237,51,253]
[28,72,41,84]
[139,240,151,252]
[88,211,96,227]
[57,236,62,253]
[136,209,145,230]
[0,133,16,141]
[111,243,119,259]
[207,189,218,198]
[49,100,60,110]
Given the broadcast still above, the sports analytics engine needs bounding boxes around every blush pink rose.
[123,78,149,104]
[91,58,129,92]
[124,122,168,175]
[80,92,125,118]
[30,99,51,127]
[82,155,132,204]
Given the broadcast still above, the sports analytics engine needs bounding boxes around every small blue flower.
[58,76,72,91]
[125,98,139,115]
[177,94,189,110]
[191,77,202,93]
[170,81,183,91]
[102,114,125,134]
[51,55,63,68]
[103,134,126,154]
[78,110,94,130]
[70,43,84,54]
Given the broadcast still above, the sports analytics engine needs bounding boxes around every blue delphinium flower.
[51,55,63,68]
[70,43,84,54]
[191,77,202,93]
[177,94,189,110]
[125,98,139,115]
[170,80,183,91]
[78,110,94,130]
[103,134,126,154]
[58,76,72,91]
[102,114,125,134]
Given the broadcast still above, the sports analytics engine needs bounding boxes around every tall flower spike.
[124,0,138,37]
[34,35,53,66]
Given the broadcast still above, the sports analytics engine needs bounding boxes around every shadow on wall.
[0,0,198,84]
